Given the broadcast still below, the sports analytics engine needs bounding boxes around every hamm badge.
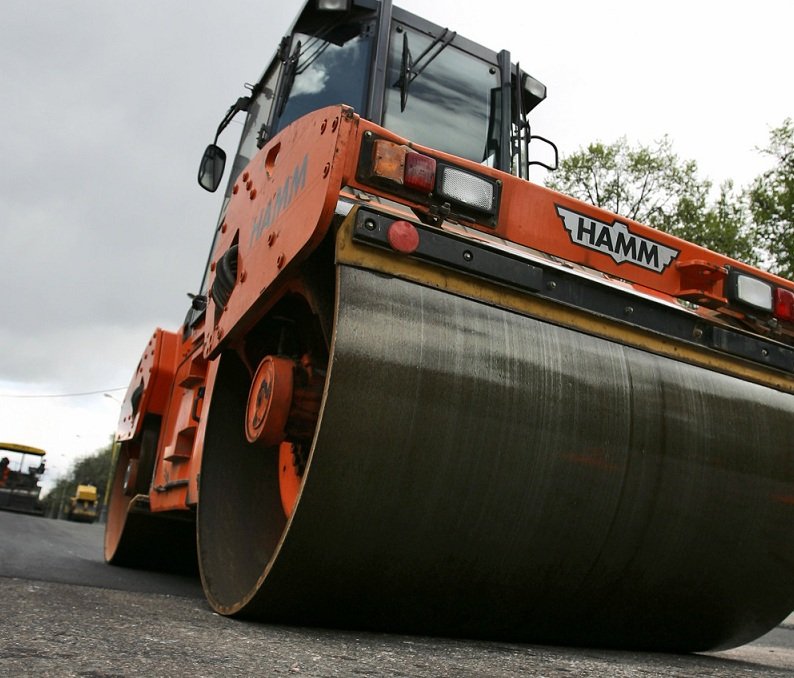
[555,205,679,273]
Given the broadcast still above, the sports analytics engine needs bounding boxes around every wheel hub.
[245,356,295,446]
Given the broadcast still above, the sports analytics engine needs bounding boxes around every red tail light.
[404,152,436,194]
[774,287,794,322]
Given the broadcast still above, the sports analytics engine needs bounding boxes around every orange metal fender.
[147,334,208,512]
[185,356,219,508]
[204,105,358,358]
[116,329,179,442]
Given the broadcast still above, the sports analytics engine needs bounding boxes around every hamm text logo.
[555,205,679,273]
[249,154,309,247]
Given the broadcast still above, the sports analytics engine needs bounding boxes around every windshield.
[382,23,501,165]
[275,19,374,135]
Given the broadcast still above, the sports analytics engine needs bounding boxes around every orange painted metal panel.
[204,106,358,358]
[345,118,794,326]
[116,329,179,442]
[148,339,207,512]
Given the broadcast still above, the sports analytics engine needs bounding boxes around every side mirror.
[198,144,227,192]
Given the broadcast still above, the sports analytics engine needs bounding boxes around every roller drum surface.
[198,265,794,651]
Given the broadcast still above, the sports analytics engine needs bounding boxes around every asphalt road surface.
[1,510,793,677]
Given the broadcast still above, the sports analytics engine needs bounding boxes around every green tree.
[748,119,794,279]
[699,181,757,264]
[546,137,757,264]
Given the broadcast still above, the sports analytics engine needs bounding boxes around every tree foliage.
[748,118,794,279]
[698,181,757,264]
[546,136,758,264]
[41,440,115,517]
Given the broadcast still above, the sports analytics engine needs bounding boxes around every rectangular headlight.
[727,269,773,312]
[436,165,497,214]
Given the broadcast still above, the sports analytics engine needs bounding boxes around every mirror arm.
[213,96,252,144]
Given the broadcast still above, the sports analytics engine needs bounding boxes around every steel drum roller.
[198,264,794,651]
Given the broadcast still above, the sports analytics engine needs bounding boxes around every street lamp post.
[101,393,122,523]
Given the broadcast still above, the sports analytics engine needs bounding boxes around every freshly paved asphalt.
[1,510,793,676]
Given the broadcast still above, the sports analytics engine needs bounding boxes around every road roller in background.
[66,484,100,523]
[105,0,794,652]
[0,443,46,516]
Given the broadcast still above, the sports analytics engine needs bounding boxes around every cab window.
[274,19,374,135]
[382,24,501,165]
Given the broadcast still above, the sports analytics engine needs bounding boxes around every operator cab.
[191,0,555,328]
[199,0,555,195]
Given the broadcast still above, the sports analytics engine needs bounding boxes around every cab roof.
[0,443,46,457]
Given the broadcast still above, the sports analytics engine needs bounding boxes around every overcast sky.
[1,0,791,490]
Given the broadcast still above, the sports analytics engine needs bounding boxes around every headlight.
[435,165,496,213]
[726,269,773,313]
